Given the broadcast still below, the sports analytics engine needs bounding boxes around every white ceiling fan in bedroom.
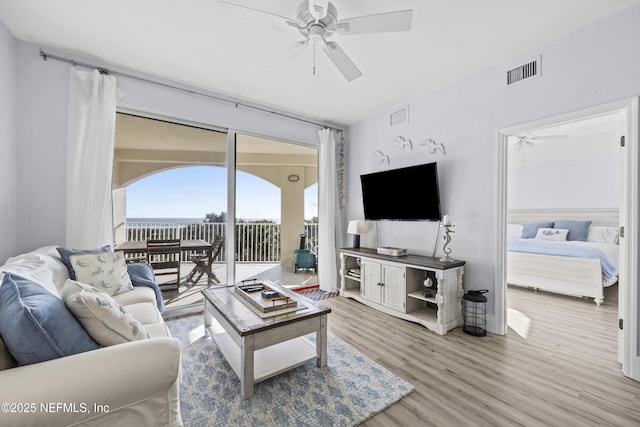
[219,0,413,82]
[511,133,569,149]
[510,133,569,171]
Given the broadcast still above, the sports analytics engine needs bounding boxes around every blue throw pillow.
[0,273,100,365]
[126,262,164,313]
[56,245,112,280]
[521,222,554,239]
[554,220,592,241]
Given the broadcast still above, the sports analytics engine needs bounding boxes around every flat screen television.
[360,162,442,221]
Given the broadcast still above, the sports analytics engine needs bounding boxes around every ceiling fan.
[220,0,413,82]
[512,133,569,149]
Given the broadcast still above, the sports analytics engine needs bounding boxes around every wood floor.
[320,284,640,427]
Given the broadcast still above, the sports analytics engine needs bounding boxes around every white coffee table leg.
[204,300,213,332]
[316,314,327,368]
[240,335,255,399]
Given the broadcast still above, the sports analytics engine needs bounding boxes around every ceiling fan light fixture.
[308,24,324,42]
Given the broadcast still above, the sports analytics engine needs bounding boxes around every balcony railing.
[124,221,319,263]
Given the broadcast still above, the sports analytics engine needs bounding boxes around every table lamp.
[347,220,367,248]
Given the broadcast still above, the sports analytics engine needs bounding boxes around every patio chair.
[147,239,182,292]
[186,234,223,285]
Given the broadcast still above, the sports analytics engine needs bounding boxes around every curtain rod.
[39,49,342,133]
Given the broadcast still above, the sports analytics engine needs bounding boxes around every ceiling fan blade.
[309,0,329,21]
[335,9,413,35]
[219,1,299,28]
[268,39,309,74]
[528,135,569,140]
[323,41,362,82]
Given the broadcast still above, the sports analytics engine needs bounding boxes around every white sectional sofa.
[0,246,183,427]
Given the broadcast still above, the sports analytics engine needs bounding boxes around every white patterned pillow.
[587,226,619,244]
[61,279,149,346]
[70,251,133,296]
[535,227,569,241]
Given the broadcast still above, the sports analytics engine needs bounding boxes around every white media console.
[339,247,465,335]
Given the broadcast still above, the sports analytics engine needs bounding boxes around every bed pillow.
[535,228,569,242]
[507,223,524,239]
[61,280,150,346]
[587,226,619,244]
[0,273,100,365]
[521,222,554,239]
[70,251,134,296]
[553,220,592,241]
[56,245,112,280]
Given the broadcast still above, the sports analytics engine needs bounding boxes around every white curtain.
[318,128,343,292]
[66,68,123,249]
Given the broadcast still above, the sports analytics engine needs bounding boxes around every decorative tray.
[234,281,298,314]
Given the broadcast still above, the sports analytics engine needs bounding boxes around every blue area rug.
[166,315,414,427]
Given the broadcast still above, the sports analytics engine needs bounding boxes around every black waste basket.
[462,289,489,336]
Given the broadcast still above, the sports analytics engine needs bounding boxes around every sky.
[126,166,318,222]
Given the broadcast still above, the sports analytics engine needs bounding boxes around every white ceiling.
[1,0,638,127]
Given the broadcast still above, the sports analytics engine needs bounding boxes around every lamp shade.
[347,220,366,235]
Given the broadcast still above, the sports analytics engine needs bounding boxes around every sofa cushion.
[70,252,134,296]
[61,280,150,346]
[56,245,112,280]
[0,273,100,365]
[113,286,158,307]
[143,323,172,338]
[124,302,164,326]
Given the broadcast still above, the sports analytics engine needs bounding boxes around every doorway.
[496,98,639,380]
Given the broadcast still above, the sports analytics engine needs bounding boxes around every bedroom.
[505,108,624,361]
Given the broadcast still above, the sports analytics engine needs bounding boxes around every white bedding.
[565,240,619,273]
[508,238,619,287]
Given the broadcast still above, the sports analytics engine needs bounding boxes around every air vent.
[390,106,409,127]
[506,56,541,86]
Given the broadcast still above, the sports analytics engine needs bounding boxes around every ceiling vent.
[506,56,541,86]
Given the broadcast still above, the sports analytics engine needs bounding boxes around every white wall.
[508,127,621,209]
[345,3,640,333]
[12,42,329,255]
[0,20,16,263]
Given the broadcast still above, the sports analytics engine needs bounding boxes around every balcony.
[122,221,319,317]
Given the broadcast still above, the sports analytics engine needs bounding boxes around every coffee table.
[202,282,331,399]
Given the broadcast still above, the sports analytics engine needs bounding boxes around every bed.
[507,208,619,305]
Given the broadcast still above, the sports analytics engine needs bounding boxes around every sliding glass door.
[231,132,318,287]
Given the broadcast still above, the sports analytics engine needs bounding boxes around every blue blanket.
[507,239,617,281]
[127,262,165,313]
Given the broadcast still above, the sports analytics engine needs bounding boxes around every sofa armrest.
[0,337,181,427]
